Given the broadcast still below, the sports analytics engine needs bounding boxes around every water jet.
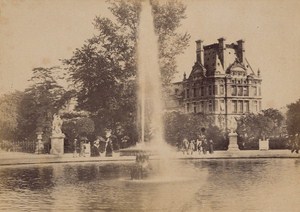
[120,0,175,180]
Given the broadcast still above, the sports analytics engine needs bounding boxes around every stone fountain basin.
[119,144,153,156]
[119,143,177,157]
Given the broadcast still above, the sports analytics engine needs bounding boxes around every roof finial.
[183,72,187,80]
[257,68,261,77]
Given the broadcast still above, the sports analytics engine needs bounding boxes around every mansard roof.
[186,38,260,80]
[211,54,225,76]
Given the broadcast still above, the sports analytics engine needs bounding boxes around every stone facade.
[168,38,262,130]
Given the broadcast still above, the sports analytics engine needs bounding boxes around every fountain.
[121,0,175,179]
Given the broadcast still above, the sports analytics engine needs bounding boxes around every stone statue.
[52,114,63,135]
[228,117,238,133]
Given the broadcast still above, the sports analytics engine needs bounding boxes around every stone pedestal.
[227,132,240,151]
[50,134,65,155]
[259,139,269,150]
[35,132,44,154]
[83,143,91,157]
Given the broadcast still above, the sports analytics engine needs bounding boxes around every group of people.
[73,131,127,157]
[90,136,115,157]
[181,128,214,155]
[73,136,115,157]
[73,137,89,157]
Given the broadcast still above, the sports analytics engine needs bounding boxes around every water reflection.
[0,159,300,211]
[0,166,54,191]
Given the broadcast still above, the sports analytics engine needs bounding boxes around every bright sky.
[1,0,300,109]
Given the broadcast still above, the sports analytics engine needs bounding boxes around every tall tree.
[64,0,139,126]
[261,108,285,136]
[164,111,214,146]
[237,108,285,140]
[64,0,190,137]
[152,0,190,86]
[18,67,70,141]
[0,91,24,141]
[286,99,300,135]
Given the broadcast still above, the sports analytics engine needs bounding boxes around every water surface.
[0,159,300,211]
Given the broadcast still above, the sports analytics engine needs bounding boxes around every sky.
[1,0,300,109]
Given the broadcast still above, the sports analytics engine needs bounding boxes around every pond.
[0,159,300,211]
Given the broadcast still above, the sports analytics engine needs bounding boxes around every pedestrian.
[79,138,85,157]
[200,128,208,154]
[189,140,195,155]
[105,137,113,157]
[91,136,101,157]
[202,139,207,154]
[196,135,202,154]
[73,138,78,157]
[291,134,300,154]
[182,138,189,155]
[209,139,214,154]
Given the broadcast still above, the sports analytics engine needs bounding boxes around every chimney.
[196,40,204,65]
[237,39,245,63]
[218,37,226,67]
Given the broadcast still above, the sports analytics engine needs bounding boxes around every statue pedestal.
[259,139,269,150]
[50,133,65,155]
[35,132,44,154]
[227,132,240,151]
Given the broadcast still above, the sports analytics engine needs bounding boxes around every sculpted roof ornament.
[188,61,207,80]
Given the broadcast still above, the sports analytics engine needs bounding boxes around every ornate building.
[167,38,262,130]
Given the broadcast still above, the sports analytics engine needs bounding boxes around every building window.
[214,100,218,112]
[201,101,204,112]
[259,101,262,111]
[253,101,258,112]
[193,88,196,98]
[193,102,197,113]
[220,85,224,95]
[187,103,190,113]
[201,87,205,96]
[244,101,249,113]
[238,101,243,113]
[186,89,190,98]
[208,86,212,96]
[220,100,225,112]
[238,86,243,96]
[214,85,218,95]
[243,86,249,96]
[258,86,261,96]
[253,86,257,96]
[232,100,237,113]
[174,88,179,95]
[208,100,213,112]
[231,85,237,96]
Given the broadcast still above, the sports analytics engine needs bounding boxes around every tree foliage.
[164,111,213,144]
[152,0,190,86]
[0,91,23,140]
[163,112,226,149]
[237,108,285,141]
[286,99,300,135]
[64,0,190,140]
[18,67,71,141]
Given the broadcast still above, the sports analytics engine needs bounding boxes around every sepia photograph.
[0,0,300,211]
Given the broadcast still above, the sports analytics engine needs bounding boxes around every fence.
[0,140,36,153]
